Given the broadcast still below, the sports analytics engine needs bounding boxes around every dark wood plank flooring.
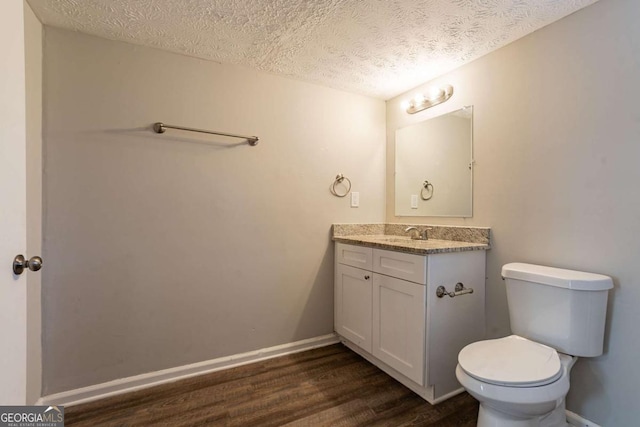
[65,343,478,426]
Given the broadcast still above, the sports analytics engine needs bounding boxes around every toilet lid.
[458,335,562,387]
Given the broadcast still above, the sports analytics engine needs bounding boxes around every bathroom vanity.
[333,224,490,404]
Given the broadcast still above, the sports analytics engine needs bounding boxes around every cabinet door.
[335,264,373,352]
[372,273,426,385]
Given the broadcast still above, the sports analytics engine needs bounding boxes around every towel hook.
[331,174,352,197]
[421,180,434,200]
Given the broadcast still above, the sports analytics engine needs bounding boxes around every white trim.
[430,387,465,404]
[37,333,339,407]
[566,410,602,427]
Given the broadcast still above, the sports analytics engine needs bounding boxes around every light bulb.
[427,86,444,101]
[401,100,411,111]
[413,93,425,105]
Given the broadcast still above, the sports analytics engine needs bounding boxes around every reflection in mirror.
[395,106,473,217]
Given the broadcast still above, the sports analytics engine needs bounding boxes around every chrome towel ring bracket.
[421,180,434,200]
[331,174,352,197]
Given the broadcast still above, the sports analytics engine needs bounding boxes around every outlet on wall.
[351,192,359,208]
[411,195,419,209]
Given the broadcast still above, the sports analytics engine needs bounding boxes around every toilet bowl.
[455,263,613,427]
[456,335,577,427]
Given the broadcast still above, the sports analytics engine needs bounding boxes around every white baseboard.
[566,410,602,427]
[37,333,339,407]
[430,387,465,405]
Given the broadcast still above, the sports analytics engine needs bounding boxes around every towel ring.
[331,174,352,197]
[421,180,434,200]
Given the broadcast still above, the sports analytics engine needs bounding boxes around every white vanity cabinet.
[334,242,486,404]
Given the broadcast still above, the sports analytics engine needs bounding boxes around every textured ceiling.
[28,0,599,99]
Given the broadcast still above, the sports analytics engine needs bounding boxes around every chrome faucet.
[404,226,433,240]
[404,226,420,239]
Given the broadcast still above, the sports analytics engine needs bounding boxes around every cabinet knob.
[364,275,370,280]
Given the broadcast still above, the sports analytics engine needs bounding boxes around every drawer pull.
[436,282,473,298]
[364,275,370,280]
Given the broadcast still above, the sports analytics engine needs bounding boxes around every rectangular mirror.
[395,106,473,217]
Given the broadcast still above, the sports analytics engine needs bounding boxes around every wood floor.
[65,343,478,426]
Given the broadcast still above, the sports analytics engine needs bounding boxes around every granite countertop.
[332,223,491,255]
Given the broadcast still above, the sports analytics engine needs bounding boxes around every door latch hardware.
[13,254,43,275]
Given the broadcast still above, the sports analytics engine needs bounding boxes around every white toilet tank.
[502,263,613,357]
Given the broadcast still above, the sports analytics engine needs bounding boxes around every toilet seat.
[458,335,562,387]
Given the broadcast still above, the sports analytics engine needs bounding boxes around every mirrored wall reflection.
[395,106,473,217]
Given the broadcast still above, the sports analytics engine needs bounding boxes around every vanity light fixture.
[403,84,454,114]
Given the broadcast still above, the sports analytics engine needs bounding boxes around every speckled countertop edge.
[332,223,491,255]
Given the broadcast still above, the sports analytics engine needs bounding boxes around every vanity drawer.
[373,249,427,285]
[336,243,373,270]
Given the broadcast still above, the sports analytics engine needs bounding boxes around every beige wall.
[42,28,386,394]
[387,0,639,424]
[24,1,42,404]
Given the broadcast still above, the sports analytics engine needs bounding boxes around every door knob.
[13,255,43,275]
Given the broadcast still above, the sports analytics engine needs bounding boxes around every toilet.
[456,263,613,427]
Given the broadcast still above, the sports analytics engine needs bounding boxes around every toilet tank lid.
[502,263,613,291]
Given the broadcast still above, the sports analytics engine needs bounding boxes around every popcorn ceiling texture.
[27,0,598,99]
